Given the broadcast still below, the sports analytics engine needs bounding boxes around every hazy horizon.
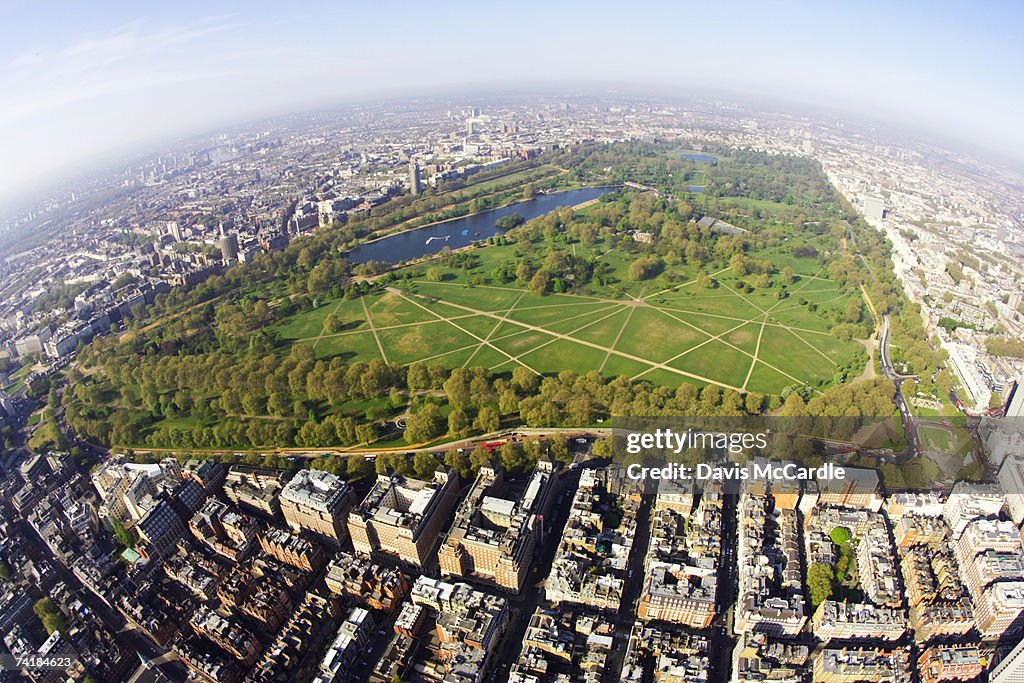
[3,0,1023,210]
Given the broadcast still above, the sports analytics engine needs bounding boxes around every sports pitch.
[273,257,864,395]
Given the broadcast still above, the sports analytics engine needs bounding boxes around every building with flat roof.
[410,575,509,678]
[259,527,326,572]
[998,455,1024,525]
[943,482,1005,539]
[189,607,261,668]
[917,644,983,683]
[735,484,806,638]
[135,500,185,561]
[438,463,557,593]
[621,626,710,683]
[885,491,945,519]
[189,499,260,562]
[90,457,182,524]
[636,478,720,628]
[732,632,809,683]
[546,468,642,613]
[953,518,1024,639]
[811,600,907,643]
[315,607,374,683]
[348,470,458,568]
[222,467,287,518]
[813,647,911,683]
[324,552,410,613]
[817,467,883,512]
[279,469,355,544]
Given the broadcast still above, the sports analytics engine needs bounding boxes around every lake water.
[347,186,618,264]
[681,152,718,163]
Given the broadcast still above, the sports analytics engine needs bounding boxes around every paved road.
[709,483,740,683]
[878,315,920,457]
[488,466,582,681]
[117,427,612,460]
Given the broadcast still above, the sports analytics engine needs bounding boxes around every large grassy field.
[269,237,864,395]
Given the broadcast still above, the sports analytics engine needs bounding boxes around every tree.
[566,395,593,425]
[0,559,11,581]
[447,408,469,438]
[807,563,834,609]
[414,452,439,479]
[469,445,491,471]
[730,252,749,276]
[407,362,430,391]
[427,267,444,282]
[549,437,571,464]
[405,404,443,444]
[324,313,344,333]
[346,456,374,480]
[33,598,67,636]
[844,297,863,324]
[591,437,612,458]
[444,449,472,479]
[474,406,500,434]
[443,369,472,409]
[355,422,379,446]
[110,516,139,548]
[511,366,539,394]
[498,442,526,472]
[529,271,550,294]
[627,255,662,281]
[781,392,806,417]
[829,526,851,547]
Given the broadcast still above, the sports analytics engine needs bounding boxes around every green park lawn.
[266,237,865,395]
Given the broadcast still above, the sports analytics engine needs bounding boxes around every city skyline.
[2,0,1023,209]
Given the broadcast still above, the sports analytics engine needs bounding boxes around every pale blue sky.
[1,0,1022,205]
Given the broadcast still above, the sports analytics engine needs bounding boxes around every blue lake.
[347,186,618,264]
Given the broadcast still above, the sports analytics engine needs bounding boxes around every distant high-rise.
[465,120,475,136]
[217,233,239,262]
[992,635,1024,682]
[1006,381,1024,419]
[863,196,886,221]
[409,162,422,196]
[167,221,182,242]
